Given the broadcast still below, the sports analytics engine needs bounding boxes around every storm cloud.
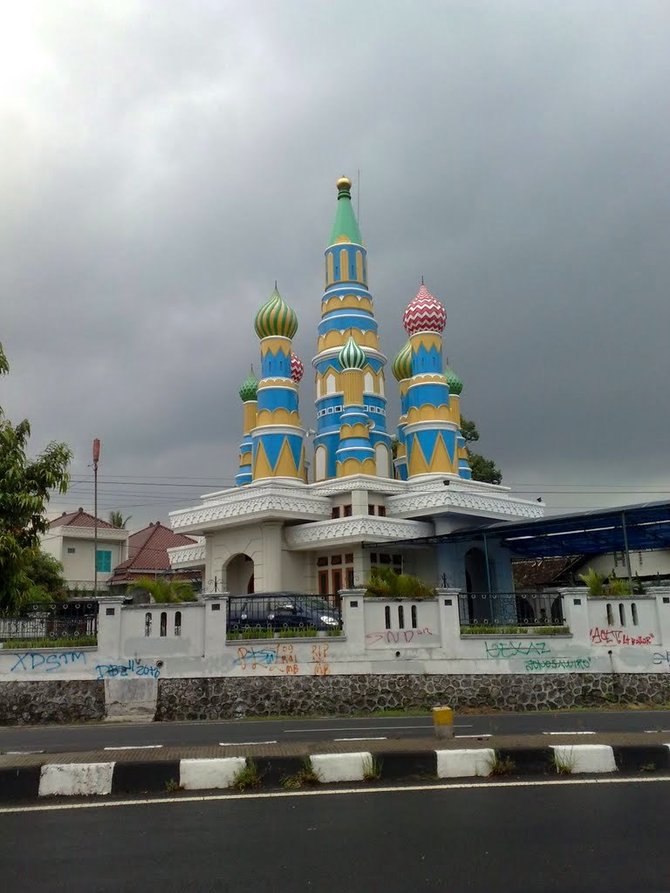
[2,0,669,524]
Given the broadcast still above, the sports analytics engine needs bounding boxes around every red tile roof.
[50,509,114,529]
[111,522,197,577]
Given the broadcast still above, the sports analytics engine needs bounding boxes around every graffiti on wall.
[484,640,592,673]
[589,628,654,646]
[525,657,592,672]
[94,658,160,680]
[234,643,301,675]
[6,650,87,674]
[484,641,551,660]
[365,627,438,649]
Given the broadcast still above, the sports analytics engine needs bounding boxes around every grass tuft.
[232,760,263,791]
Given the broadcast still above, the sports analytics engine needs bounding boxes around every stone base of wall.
[156,673,670,721]
[0,680,105,725]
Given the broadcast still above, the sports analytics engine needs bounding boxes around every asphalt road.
[1,777,669,892]
[2,709,670,754]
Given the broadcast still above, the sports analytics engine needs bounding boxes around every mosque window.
[378,505,387,517]
[331,507,340,519]
[343,504,352,517]
[331,555,342,566]
[317,556,328,567]
[368,504,375,515]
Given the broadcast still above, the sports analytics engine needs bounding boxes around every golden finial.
[336,175,352,191]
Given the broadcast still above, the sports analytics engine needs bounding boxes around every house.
[109,522,204,592]
[41,508,129,592]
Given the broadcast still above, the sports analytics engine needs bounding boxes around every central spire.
[329,176,363,246]
[311,176,392,482]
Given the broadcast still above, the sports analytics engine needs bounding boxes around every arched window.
[144,612,152,637]
[325,372,336,395]
[363,371,374,393]
[174,611,182,637]
[160,612,167,637]
[375,443,389,477]
[315,445,327,481]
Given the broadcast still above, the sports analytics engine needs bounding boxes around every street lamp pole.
[93,438,101,597]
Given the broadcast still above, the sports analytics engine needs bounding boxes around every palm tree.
[131,577,196,603]
[108,511,132,529]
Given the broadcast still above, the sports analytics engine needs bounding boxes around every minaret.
[250,285,306,483]
[235,368,258,487]
[444,361,472,479]
[402,282,471,480]
[335,336,376,477]
[391,341,412,481]
[312,176,393,482]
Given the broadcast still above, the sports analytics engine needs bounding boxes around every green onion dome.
[392,340,412,381]
[239,369,259,402]
[338,335,366,370]
[254,284,298,340]
[444,362,463,395]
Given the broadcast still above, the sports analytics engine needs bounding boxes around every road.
[2,709,670,754]
[1,777,668,891]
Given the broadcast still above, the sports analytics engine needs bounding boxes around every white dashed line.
[333,737,388,742]
[219,741,277,747]
[4,750,45,755]
[103,745,164,751]
[543,731,596,736]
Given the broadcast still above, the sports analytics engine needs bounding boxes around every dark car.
[227,592,341,633]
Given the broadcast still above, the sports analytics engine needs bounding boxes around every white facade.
[41,525,129,590]
[168,475,542,596]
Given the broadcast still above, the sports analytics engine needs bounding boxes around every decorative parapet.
[311,475,406,497]
[168,540,206,568]
[285,516,433,549]
[170,483,331,533]
[387,481,543,520]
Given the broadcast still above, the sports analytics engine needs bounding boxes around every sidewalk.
[2,730,670,801]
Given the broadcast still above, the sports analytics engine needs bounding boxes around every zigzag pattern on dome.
[254,285,299,340]
[403,284,447,335]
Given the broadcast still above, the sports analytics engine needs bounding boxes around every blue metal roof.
[385,501,670,558]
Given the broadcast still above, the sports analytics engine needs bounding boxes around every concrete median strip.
[3,742,670,801]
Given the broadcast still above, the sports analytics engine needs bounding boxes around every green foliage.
[579,567,637,597]
[108,511,132,529]
[2,635,97,649]
[487,753,516,776]
[578,568,607,596]
[365,566,435,600]
[363,755,383,781]
[461,624,567,636]
[0,345,72,613]
[232,760,262,791]
[460,416,502,484]
[281,758,321,789]
[227,628,275,640]
[130,577,197,604]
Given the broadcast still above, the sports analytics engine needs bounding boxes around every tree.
[365,566,435,599]
[0,343,72,612]
[109,510,132,529]
[460,416,502,485]
[130,577,197,604]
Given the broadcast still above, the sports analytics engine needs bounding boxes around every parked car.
[227,592,341,632]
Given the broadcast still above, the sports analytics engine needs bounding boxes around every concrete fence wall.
[1,587,670,683]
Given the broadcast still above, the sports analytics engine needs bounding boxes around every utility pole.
[93,438,100,597]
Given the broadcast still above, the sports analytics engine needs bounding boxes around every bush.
[365,566,435,600]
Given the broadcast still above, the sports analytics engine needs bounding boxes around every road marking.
[1,775,669,815]
[285,724,439,733]
[219,741,277,747]
[543,731,596,736]
[4,750,45,755]
[333,736,387,742]
[103,745,164,751]
[644,729,670,733]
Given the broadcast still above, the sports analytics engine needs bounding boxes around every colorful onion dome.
[239,368,259,401]
[392,340,413,381]
[254,284,299,340]
[444,362,463,395]
[402,283,446,335]
[338,335,366,370]
[290,352,304,383]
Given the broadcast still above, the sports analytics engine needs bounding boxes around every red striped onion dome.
[290,352,304,383]
[402,283,446,336]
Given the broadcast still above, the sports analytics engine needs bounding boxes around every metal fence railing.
[227,593,342,635]
[458,591,565,628]
[0,601,99,642]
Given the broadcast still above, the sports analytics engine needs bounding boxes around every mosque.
[170,177,542,597]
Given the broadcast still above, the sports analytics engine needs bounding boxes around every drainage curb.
[2,744,670,801]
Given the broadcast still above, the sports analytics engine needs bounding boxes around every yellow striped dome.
[254,285,298,340]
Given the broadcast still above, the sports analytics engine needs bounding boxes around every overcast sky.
[2,0,669,529]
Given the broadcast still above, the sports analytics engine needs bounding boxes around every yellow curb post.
[432,705,454,739]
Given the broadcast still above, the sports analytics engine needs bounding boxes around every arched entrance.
[225,553,254,595]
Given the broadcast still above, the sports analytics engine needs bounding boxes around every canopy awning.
[374,500,670,558]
